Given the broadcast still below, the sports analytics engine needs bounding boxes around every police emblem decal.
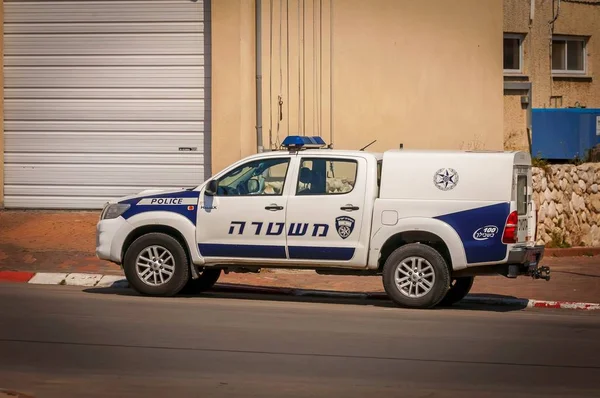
[335,216,355,239]
[433,168,459,191]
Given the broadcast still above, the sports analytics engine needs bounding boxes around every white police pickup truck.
[96,136,549,309]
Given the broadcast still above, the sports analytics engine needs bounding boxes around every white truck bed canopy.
[379,149,531,202]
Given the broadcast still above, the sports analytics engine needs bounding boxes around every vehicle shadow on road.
[82,283,529,313]
[552,270,600,278]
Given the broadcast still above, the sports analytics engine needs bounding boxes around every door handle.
[265,204,284,211]
[340,204,359,211]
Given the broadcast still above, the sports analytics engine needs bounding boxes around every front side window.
[216,158,290,196]
[552,36,586,74]
[296,158,357,195]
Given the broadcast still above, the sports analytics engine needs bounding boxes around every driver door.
[197,156,293,263]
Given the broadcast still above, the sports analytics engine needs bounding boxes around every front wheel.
[123,232,190,297]
[382,243,451,309]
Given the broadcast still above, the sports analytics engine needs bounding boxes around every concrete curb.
[545,247,600,257]
[1,270,599,311]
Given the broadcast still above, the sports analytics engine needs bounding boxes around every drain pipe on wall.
[255,0,264,153]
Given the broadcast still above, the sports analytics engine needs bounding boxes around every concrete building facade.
[503,0,600,152]
[0,0,507,209]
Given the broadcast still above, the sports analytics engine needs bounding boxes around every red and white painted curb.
[1,270,599,311]
[0,271,128,288]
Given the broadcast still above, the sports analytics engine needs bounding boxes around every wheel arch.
[372,218,467,272]
[378,230,451,271]
[122,224,192,266]
[122,211,203,269]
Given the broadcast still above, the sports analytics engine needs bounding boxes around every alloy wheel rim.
[135,245,175,286]
[394,256,436,298]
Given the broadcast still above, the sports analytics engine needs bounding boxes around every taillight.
[502,211,518,244]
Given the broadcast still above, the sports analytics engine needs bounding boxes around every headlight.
[101,203,131,220]
[99,202,109,220]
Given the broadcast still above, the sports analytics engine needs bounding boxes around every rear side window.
[296,158,358,195]
[517,175,528,215]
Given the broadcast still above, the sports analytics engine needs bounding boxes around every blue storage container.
[532,108,600,160]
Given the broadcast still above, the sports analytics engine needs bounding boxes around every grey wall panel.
[5,185,195,199]
[5,99,207,121]
[6,133,208,153]
[5,22,205,34]
[5,88,205,100]
[5,66,206,88]
[5,153,205,165]
[6,164,204,186]
[5,55,207,67]
[4,0,211,209]
[4,0,207,23]
[4,196,149,210]
[5,121,207,132]
[5,34,205,55]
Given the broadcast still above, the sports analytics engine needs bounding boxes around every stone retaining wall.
[533,164,600,247]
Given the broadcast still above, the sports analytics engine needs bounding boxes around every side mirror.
[205,180,218,196]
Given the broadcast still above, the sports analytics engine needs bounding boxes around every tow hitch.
[529,265,551,281]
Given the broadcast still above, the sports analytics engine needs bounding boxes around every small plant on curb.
[531,155,552,175]
[547,230,571,249]
[546,220,571,249]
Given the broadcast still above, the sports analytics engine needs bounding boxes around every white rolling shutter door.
[3,0,211,209]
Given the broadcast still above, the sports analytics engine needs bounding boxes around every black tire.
[382,243,451,309]
[123,232,190,297]
[180,268,222,294]
[438,277,475,306]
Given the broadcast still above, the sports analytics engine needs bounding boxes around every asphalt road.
[0,283,599,398]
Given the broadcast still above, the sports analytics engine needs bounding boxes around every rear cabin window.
[296,158,357,195]
[517,175,528,215]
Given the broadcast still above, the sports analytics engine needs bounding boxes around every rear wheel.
[181,268,222,294]
[438,277,474,306]
[123,232,190,297]
[382,243,451,309]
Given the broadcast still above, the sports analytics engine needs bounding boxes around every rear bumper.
[452,245,549,280]
[507,245,544,266]
[506,245,549,280]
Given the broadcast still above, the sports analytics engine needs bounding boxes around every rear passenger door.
[284,155,369,267]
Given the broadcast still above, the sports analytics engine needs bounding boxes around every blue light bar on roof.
[281,135,326,149]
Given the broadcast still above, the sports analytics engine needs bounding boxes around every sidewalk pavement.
[1,210,600,304]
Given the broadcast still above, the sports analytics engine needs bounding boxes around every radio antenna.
[359,139,377,151]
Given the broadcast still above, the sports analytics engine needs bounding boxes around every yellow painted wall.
[211,0,504,175]
[326,0,504,153]
[260,0,504,153]
[211,0,258,174]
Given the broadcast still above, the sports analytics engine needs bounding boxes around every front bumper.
[96,217,133,264]
[506,245,550,281]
